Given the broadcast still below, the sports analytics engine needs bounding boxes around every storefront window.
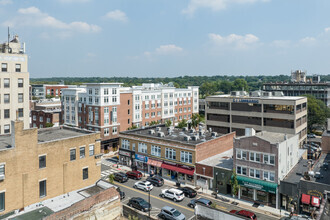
[241,187,254,199]
[256,190,268,202]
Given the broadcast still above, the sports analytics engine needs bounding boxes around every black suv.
[114,172,128,183]
[178,187,197,198]
[146,176,164,187]
[127,197,152,212]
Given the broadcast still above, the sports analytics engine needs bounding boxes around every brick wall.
[195,132,235,162]
[195,163,213,177]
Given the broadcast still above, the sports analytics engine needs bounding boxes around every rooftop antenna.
[7,27,10,45]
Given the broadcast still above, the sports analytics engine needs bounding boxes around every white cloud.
[299,37,316,44]
[3,6,101,35]
[104,10,128,22]
[155,45,183,54]
[0,0,12,5]
[209,33,259,49]
[182,0,270,15]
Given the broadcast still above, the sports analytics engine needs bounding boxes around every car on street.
[178,187,197,198]
[160,188,185,202]
[188,198,212,208]
[230,210,257,220]
[126,170,142,180]
[127,197,152,212]
[133,181,153,192]
[114,172,128,183]
[158,206,186,220]
[146,175,164,187]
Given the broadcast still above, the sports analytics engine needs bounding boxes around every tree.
[45,122,54,128]
[232,78,248,91]
[177,119,187,128]
[218,80,232,94]
[149,121,159,126]
[165,120,172,127]
[230,169,239,198]
[127,125,138,130]
[303,94,330,132]
[109,174,114,184]
[190,113,203,129]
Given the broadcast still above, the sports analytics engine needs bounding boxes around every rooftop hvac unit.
[199,131,205,136]
[211,132,217,137]
[156,127,161,132]
[250,91,261,97]
[230,91,240,97]
[272,91,284,97]
[189,129,195,133]
[182,127,188,131]
[184,136,191,141]
[149,130,155,135]
[262,92,272,97]
[157,132,165,137]
[191,135,199,141]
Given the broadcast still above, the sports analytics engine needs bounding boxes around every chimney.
[245,128,255,137]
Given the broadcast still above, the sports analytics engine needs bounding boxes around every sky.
[0,0,330,78]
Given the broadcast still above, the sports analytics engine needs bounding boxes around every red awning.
[311,196,320,207]
[147,159,162,167]
[301,194,311,205]
[161,163,194,176]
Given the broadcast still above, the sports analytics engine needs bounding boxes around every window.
[270,155,275,165]
[70,149,76,161]
[4,94,9,103]
[256,153,261,162]
[112,88,117,95]
[15,64,21,72]
[89,145,94,156]
[145,113,149,118]
[39,155,46,168]
[18,108,23,118]
[263,154,269,164]
[83,168,88,180]
[104,97,109,104]
[151,145,161,157]
[269,172,275,181]
[128,99,130,105]
[128,109,130,114]
[249,152,255,161]
[3,78,9,88]
[263,171,269,180]
[249,169,254,177]
[80,146,85,158]
[165,148,176,160]
[236,166,247,175]
[255,170,260,178]
[138,143,147,154]
[0,192,4,211]
[181,151,192,163]
[132,143,136,151]
[104,128,109,136]
[39,180,47,198]
[1,63,7,72]
[112,96,117,103]
[4,125,10,134]
[104,88,109,95]
[40,116,43,122]
[18,93,23,103]
[121,139,130,150]
[18,78,23,87]
[4,110,9,119]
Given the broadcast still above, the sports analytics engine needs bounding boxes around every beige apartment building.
[0,121,101,215]
[0,35,29,134]
[206,91,307,146]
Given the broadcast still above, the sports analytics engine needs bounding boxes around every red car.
[126,171,142,180]
[230,210,257,220]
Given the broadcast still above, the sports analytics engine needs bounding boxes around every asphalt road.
[102,163,278,220]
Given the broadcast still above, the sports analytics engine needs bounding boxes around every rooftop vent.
[157,132,165,137]
[262,92,272,97]
[199,131,205,136]
[149,130,155,135]
[184,136,191,141]
[191,135,199,141]
[182,127,188,131]
[211,132,217,137]
[189,129,195,133]
[156,127,161,132]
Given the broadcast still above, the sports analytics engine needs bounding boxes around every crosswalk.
[101,170,114,180]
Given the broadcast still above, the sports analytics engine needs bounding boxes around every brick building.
[30,83,76,100]
[31,98,62,128]
[119,124,235,185]
[61,83,199,153]
[0,121,102,215]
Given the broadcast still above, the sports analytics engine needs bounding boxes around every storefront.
[236,176,278,208]
[135,154,148,173]
[147,158,163,176]
[119,149,135,166]
[301,194,321,216]
[161,161,195,184]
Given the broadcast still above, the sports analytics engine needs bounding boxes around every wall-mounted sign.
[233,99,259,104]
[135,154,148,162]
[119,150,131,157]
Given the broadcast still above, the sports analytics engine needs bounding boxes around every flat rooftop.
[197,148,233,170]
[236,131,295,144]
[121,124,231,146]
[0,126,96,149]
[282,158,309,184]
[208,94,306,101]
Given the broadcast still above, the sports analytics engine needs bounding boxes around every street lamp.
[148,189,151,218]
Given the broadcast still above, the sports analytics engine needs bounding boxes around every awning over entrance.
[311,196,320,207]
[301,194,311,205]
[235,175,277,193]
[161,163,194,176]
[147,159,162,167]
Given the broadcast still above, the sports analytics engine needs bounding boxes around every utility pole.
[148,189,151,218]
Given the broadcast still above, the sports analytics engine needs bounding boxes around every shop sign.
[119,150,131,157]
[307,190,323,198]
[236,176,277,194]
[242,181,263,191]
[233,99,259,104]
[135,154,148,162]
[163,161,194,170]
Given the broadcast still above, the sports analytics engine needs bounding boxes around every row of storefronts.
[119,148,195,184]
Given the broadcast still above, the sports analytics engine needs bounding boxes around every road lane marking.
[116,182,194,213]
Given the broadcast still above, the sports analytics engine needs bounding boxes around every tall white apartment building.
[0,35,29,134]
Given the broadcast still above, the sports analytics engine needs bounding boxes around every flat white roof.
[208,94,305,101]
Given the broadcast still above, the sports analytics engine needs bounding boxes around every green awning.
[233,175,278,193]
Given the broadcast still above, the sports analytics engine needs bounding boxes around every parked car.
[308,134,316,138]
[188,198,212,208]
[315,171,322,179]
[134,181,153,192]
[127,197,151,212]
[230,210,257,220]
[126,170,142,180]
[160,188,185,202]
[146,176,164,187]
[158,206,186,220]
[114,172,128,183]
[178,187,197,198]
[323,162,329,170]
[116,187,125,200]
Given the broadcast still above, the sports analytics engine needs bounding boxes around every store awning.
[161,163,194,176]
[147,159,162,167]
[234,175,277,193]
[301,194,311,205]
[311,196,320,207]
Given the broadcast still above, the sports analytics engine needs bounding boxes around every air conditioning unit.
[0,174,5,181]
[211,132,217,137]
[189,129,195,133]
[184,136,191,141]
[264,178,269,181]
[149,130,155,135]
[182,127,188,131]
[156,127,161,132]
[157,132,165,137]
[242,157,246,160]
[191,135,199,141]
